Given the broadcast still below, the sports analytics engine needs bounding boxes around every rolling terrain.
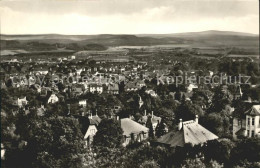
[0,30,259,56]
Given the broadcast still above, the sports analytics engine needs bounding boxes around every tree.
[204,139,235,165]
[155,119,167,138]
[181,158,223,168]
[140,160,160,168]
[230,138,260,166]
[26,116,85,168]
[200,112,231,137]
[191,90,211,108]
[209,86,232,113]
[93,118,123,148]
[146,116,154,138]
[175,101,204,122]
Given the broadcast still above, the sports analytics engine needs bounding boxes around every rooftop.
[120,118,149,136]
[245,105,260,116]
[157,119,218,147]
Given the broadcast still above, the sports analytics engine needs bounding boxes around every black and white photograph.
[0,0,259,167]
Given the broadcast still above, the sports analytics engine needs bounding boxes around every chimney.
[144,110,147,116]
[95,109,98,116]
[90,112,93,119]
[178,119,183,130]
[152,111,154,118]
[195,115,198,124]
[117,116,119,120]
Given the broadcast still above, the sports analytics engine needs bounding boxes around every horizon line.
[1,30,259,36]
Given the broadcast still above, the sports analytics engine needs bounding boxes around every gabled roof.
[157,120,218,147]
[125,81,138,89]
[245,105,260,116]
[120,118,149,136]
[108,83,119,91]
[89,115,102,126]
[139,114,161,125]
[157,130,185,147]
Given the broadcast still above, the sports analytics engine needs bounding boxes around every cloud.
[0,0,258,34]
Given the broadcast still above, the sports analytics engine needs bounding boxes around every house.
[72,87,84,96]
[47,94,59,104]
[107,83,119,94]
[136,80,146,89]
[124,81,138,91]
[233,85,243,100]
[145,89,158,97]
[84,113,102,146]
[37,105,45,116]
[232,105,260,139]
[156,116,218,147]
[76,68,84,76]
[187,84,198,93]
[79,99,87,107]
[89,84,103,94]
[17,97,28,107]
[139,111,161,131]
[120,118,149,146]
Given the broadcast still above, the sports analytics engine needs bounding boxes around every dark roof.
[235,128,246,136]
[157,120,218,147]
[89,115,101,126]
[157,130,184,147]
[72,115,90,135]
[245,105,260,116]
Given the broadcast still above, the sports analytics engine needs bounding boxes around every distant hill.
[137,30,258,38]
[1,30,259,49]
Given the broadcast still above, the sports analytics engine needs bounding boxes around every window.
[248,118,250,125]
[252,118,255,126]
[247,130,250,137]
[252,130,255,137]
[238,120,241,126]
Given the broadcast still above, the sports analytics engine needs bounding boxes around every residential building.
[107,83,119,94]
[156,116,218,147]
[84,113,102,146]
[145,89,158,97]
[47,94,59,104]
[139,110,162,131]
[89,84,103,94]
[17,97,28,107]
[79,99,87,107]
[232,105,260,139]
[120,118,149,146]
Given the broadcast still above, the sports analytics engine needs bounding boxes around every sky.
[0,0,259,35]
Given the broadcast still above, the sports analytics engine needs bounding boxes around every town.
[1,33,260,168]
